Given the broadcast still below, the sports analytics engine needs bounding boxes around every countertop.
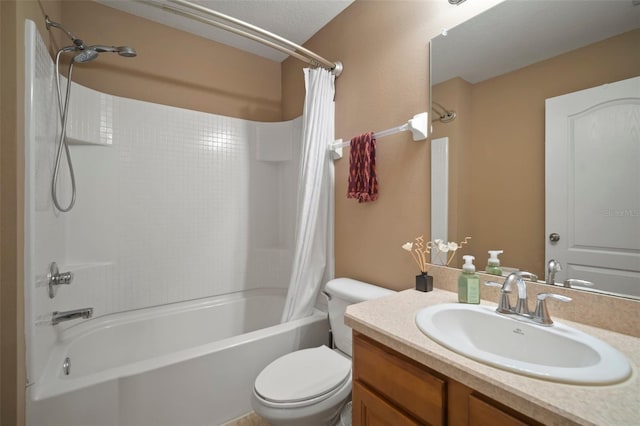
[345,288,640,426]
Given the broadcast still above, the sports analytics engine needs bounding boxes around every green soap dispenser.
[458,255,480,304]
[486,250,503,276]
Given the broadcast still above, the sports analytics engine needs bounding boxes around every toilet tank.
[324,278,395,357]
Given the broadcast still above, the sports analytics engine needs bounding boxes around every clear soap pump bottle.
[458,255,480,304]
[486,250,503,276]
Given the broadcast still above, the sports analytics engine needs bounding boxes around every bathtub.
[27,288,329,426]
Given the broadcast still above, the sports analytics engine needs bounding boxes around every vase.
[415,272,433,292]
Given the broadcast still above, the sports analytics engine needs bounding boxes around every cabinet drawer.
[353,333,446,425]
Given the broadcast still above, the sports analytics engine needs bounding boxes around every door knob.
[549,233,560,242]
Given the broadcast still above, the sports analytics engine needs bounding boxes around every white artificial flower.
[402,242,413,251]
[437,241,449,252]
[448,242,459,251]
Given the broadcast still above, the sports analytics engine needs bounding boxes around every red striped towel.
[347,132,378,203]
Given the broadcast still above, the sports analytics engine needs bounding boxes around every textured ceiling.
[97,0,354,62]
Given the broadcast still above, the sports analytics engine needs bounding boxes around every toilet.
[251,278,395,426]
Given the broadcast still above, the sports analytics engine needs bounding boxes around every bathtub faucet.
[52,307,93,325]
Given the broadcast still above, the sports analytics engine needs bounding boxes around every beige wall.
[431,77,473,249]
[1,0,4,417]
[433,29,640,276]
[56,1,283,121]
[282,0,500,290]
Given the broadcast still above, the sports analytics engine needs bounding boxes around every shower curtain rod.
[432,101,457,123]
[329,112,428,159]
[140,0,343,76]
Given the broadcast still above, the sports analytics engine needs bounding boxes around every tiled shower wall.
[64,92,302,311]
[25,21,300,386]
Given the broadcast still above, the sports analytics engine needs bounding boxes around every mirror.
[430,0,640,298]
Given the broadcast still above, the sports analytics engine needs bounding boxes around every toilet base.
[251,381,351,426]
[252,398,349,426]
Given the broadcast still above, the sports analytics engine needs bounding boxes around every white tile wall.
[24,21,301,392]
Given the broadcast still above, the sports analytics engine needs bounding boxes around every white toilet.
[251,278,395,426]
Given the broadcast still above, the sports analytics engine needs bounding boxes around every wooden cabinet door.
[468,395,529,426]
[353,333,445,425]
[352,381,421,426]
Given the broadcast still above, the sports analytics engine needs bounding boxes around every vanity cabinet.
[352,333,541,426]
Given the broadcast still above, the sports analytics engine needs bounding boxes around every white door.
[545,76,640,298]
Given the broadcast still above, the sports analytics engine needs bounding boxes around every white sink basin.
[415,304,632,385]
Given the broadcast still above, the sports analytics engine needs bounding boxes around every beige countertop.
[345,288,640,426]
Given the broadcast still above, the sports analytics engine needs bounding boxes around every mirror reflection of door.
[545,76,640,297]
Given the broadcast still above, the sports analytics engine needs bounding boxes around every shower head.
[67,45,137,63]
[46,17,137,63]
[73,49,99,63]
[92,45,138,58]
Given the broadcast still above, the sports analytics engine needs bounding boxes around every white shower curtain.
[281,68,335,322]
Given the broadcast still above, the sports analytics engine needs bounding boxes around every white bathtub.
[27,288,329,426]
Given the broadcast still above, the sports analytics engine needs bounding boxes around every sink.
[415,303,632,385]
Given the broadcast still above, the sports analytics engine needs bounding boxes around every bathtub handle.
[48,262,74,298]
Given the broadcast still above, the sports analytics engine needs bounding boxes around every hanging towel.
[347,132,378,203]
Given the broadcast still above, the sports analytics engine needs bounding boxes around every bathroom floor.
[223,412,271,426]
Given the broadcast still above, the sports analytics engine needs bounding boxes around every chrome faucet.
[486,271,570,326]
[486,271,537,314]
[52,308,93,325]
[546,259,562,285]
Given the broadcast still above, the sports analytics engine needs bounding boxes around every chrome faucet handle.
[563,279,594,289]
[485,281,511,313]
[48,262,74,299]
[533,293,571,326]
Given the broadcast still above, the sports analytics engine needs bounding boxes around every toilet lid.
[254,345,351,404]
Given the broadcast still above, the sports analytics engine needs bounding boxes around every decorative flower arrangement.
[431,237,472,266]
[402,236,472,272]
[401,235,430,274]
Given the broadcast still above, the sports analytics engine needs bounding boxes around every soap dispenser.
[458,255,480,304]
[486,250,503,276]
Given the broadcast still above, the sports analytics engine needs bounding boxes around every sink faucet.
[52,308,93,325]
[486,271,570,326]
[546,259,562,285]
[487,271,537,314]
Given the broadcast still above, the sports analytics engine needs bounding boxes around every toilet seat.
[254,346,351,409]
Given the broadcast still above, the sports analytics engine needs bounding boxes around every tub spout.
[52,307,93,325]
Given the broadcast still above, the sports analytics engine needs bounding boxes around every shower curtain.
[281,68,335,322]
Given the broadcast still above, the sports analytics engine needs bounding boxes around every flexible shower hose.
[51,48,77,212]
